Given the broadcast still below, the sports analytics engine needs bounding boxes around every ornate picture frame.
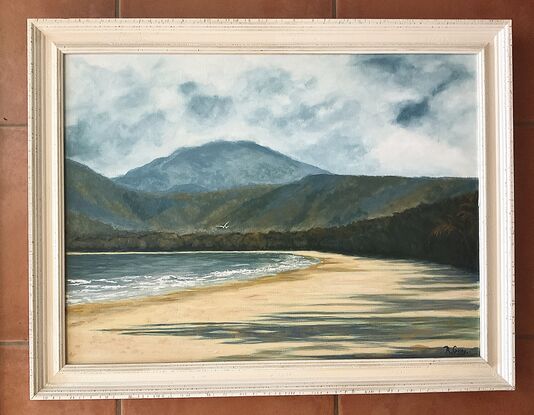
[28,19,514,399]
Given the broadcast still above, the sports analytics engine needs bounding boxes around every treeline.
[67,192,479,271]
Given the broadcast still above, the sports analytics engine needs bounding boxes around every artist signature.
[443,345,469,356]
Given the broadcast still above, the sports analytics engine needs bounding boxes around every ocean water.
[66,251,319,305]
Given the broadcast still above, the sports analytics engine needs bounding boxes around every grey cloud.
[115,85,150,108]
[299,131,370,175]
[179,81,233,124]
[132,111,167,147]
[66,112,127,161]
[179,81,198,95]
[289,101,328,123]
[66,120,102,160]
[248,100,331,132]
[362,56,477,128]
[186,94,233,122]
[359,55,413,74]
[66,110,167,167]
[394,64,472,127]
[354,54,474,94]
[355,55,419,86]
[395,98,430,126]
[431,65,472,96]
[248,98,360,134]
[304,77,317,89]
[245,68,292,96]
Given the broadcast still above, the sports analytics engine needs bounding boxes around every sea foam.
[66,251,318,305]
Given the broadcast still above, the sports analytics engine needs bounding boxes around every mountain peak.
[114,140,329,193]
[170,140,284,157]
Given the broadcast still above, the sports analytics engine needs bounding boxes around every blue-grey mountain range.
[65,140,478,236]
[113,140,329,193]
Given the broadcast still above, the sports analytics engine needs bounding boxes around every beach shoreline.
[67,250,324,314]
[66,250,479,364]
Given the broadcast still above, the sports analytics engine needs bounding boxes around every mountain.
[65,159,172,230]
[113,140,329,192]
[65,159,478,235]
[212,174,478,231]
[68,192,479,271]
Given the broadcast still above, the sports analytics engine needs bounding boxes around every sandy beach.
[66,251,479,363]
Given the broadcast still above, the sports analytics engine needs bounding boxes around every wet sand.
[66,251,479,363]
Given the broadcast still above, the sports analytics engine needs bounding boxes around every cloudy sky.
[65,53,478,178]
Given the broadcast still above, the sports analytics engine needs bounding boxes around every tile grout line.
[115,0,121,18]
[0,123,27,128]
[0,340,28,347]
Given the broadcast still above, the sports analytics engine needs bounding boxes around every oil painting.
[64,53,480,363]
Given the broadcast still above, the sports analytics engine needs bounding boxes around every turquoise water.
[66,251,319,305]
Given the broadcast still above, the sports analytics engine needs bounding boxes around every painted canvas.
[64,54,480,363]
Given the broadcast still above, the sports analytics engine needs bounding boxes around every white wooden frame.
[28,19,514,400]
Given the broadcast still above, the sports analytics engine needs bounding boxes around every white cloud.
[368,130,475,177]
[65,54,478,178]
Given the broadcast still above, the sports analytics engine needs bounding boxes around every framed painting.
[28,19,514,399]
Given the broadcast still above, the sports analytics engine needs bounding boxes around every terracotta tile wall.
[0,0,532,413]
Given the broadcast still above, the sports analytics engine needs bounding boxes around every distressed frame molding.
[28,19,514,400]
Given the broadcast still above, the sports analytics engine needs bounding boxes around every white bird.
[216,221,230,229]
